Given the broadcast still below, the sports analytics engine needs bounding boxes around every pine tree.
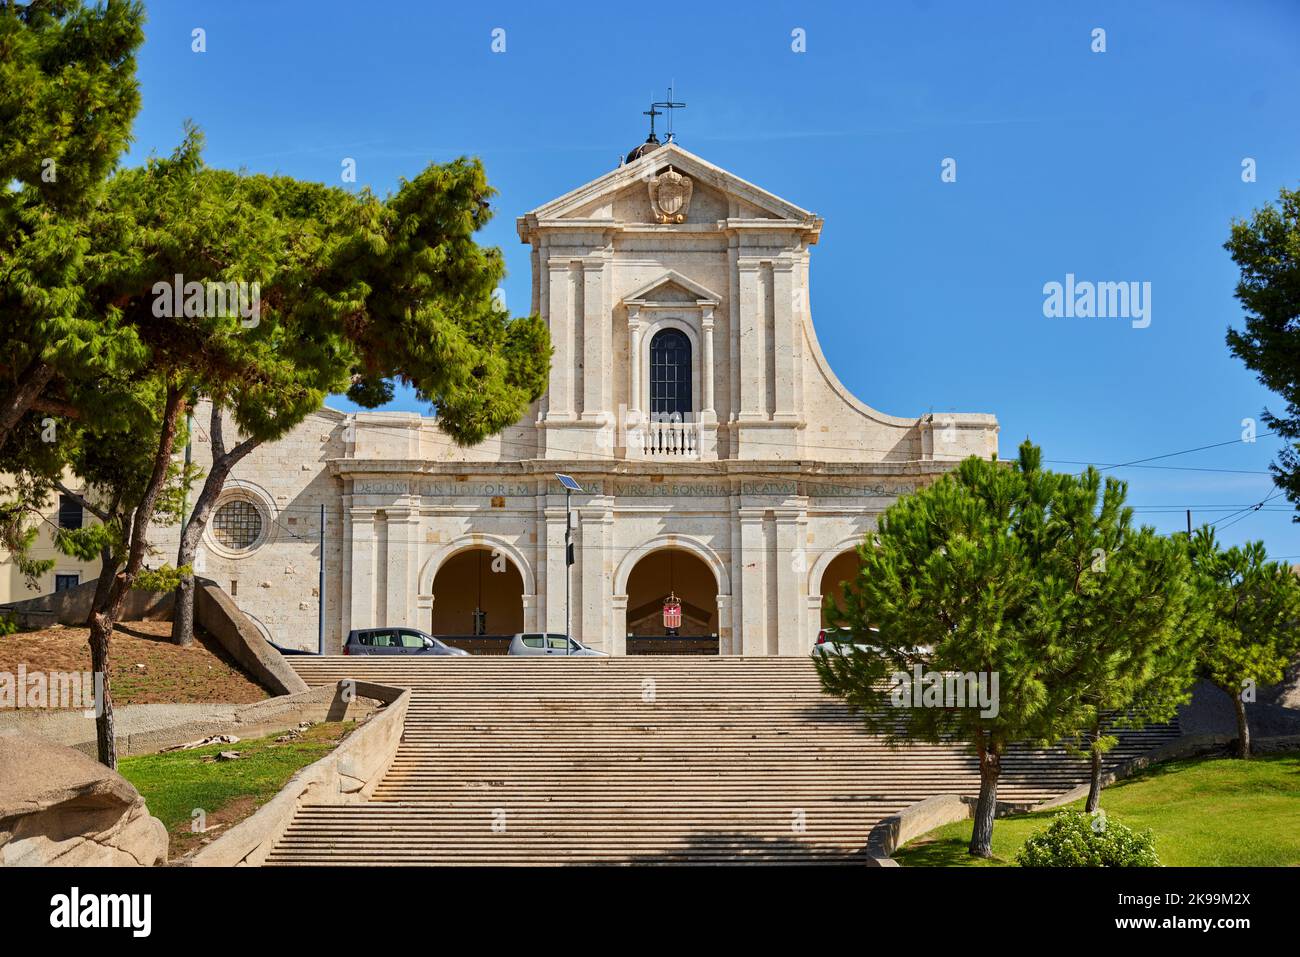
[0,0,146,450]
[1225,186,1300,514]
[161,148,549,646]
[1,121,549,765]
[815,443,1195,857]
[1188,528,1300,758]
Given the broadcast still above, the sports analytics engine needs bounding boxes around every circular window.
[212,499,263,552]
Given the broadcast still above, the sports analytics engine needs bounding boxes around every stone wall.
[187,680,408,867]
[1,578,171,631]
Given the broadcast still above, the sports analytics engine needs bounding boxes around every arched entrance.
[818,549,863,627]
[623,547,720,655]
[429,547,525,645]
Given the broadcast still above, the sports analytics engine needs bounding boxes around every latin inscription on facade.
[353,478,916,499]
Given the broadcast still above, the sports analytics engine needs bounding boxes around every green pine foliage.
[0,2,551,766]
[815,442,1198,856]
[1225,186,1300,513]
[0,0,148,453]
[1188,527,1300,757]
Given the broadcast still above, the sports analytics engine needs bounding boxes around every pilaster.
[738,507,768,655]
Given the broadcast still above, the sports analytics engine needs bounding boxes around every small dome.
[625,134,661,165]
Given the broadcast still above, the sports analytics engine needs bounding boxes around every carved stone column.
[700,306,717,422]
[627,308,643,419]
[610,594,628,657]
[715,593,733,655]
[699,306,718,459]
[626,308,644,456]
[738,508,768,655]
[581,257,608,424]
[546,259,576,421]
[736,261,765,422]
[774,507,808,655]
[348,508,376,630]
[544,506,569,633]
[385,503,420,636]
[772,259,799,422]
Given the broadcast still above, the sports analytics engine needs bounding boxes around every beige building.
[0,475,101,605]
[156,141,999,654]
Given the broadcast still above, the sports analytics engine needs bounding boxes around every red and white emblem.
[662,594,682,629]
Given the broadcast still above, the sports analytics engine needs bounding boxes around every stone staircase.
[268,657,1179,865]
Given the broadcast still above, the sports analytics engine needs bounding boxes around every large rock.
[0,735,167,866]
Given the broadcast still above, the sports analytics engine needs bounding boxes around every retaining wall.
[2,576,308,696]
[0,683,381,757]
[186,680,408,867]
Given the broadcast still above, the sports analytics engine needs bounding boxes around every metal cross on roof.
[642,102,664,143]
[652,86,686,142]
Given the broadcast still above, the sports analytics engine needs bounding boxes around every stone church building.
[169,141,999,655]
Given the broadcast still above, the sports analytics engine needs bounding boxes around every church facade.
[170,142,999,655]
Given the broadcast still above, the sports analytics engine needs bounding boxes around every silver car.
[812,626,879,657]
[508,633,608,657]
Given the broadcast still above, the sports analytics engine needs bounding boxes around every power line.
[1046,460,1272,476]
[1212,488,1287,533]
[1096,433,1277,472]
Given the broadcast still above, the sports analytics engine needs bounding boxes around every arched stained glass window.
[649,329,691,420]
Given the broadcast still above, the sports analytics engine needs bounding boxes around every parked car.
[344,627,470,656]
[507,633,608,657]
[267,638,316,656]
[812,626,880,657]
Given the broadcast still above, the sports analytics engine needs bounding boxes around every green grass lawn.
[119,721,354,859]
[893,752,1300,867]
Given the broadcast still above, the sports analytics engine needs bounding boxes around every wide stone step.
[270,657,1180,865]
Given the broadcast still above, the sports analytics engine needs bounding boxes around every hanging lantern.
[663,592,682,629]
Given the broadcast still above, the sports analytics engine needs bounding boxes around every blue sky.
[124,0,1300,557]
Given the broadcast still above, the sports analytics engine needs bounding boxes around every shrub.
[1017,810,1160,867]
[0,613,18,637]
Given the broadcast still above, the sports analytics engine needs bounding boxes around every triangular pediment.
[622,270,722,306]
[518,143,818,227]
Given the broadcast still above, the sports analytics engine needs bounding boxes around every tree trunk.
[171,404,260,646]
[1085,723,1103,812]
[85,551,121,768]
[88,610,118,769]
[969,744,1001,858]
[0,358,56,452]
[1232,689,1251,759]
[173,573,197,647]
[86,383,186,767]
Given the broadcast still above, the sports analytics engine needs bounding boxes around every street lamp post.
[554,473,583,656]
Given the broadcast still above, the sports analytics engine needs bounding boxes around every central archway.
[429,547,525,647]
[614,539,728,655]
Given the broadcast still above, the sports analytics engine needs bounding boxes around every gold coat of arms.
[648,167,693,223]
